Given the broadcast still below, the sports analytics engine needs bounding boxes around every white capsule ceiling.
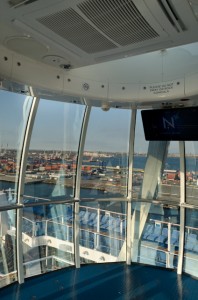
[0,0,198,106]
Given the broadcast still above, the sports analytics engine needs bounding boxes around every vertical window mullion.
[177,141,186,275]
[16,90,40,284]
[74,103,91,268]
[126,109,136,265]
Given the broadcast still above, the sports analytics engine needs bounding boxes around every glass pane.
[0,90,33,205]
[81,107,131,199]
[184,143,198,277]
[133,110,149,199]
[185,141,198,205]
[22,203,74,277]
[79,201,126,263]
[133,112,180,204]
[183,208,198,277]
[131,202,180,269]
[157,141,180,203]
[0,209,17,287]
[24,99,85,203]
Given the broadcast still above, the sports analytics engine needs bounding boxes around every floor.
[1,263,198,299]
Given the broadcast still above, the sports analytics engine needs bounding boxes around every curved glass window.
[131,111,181,270]
[22,203,74,278]
[24,99,85,203]
[184,142,198,277]
[2,87,198,289]
[0,90,33,206]
[183,208,198,277]
[131,201,179,270]
[0,89,33,287]
[135,140,180,202]
[81,107,131,199]
[79,201,126,263]
[157,141,180,203]
[133,111,180,204]
[132,110,149,200]
[0,209,17,288]
[185,141,198,205]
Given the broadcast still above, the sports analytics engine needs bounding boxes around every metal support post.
[177,141,186,275]
[74,104,91,268]
[16,89,40,284]
[126,109,136,265]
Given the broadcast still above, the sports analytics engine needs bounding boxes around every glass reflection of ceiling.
[74,42,198,84]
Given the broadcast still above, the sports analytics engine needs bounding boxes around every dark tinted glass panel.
[142,107,198,141]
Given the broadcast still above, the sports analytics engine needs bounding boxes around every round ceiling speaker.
[5,36,48,57]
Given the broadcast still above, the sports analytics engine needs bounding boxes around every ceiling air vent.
[158,0,186,32]
[9,0,39,8]
[78,0,159,46]
[37,8,117,54]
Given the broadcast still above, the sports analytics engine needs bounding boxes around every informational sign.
[140,79,184,100]
[149,82,174,95]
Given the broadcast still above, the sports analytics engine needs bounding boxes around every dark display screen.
[141,107,198,141]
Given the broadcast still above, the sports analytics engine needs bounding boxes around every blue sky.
[0,90,27,150]
[0,89,193,154]
[0,90,131,152]
[84,107,131,152]
[31,100,132,152]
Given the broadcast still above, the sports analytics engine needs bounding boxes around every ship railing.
[19,202,127,259]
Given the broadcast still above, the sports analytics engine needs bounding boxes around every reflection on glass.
[0,90,33,205]
[0,209,16,287]
[183,209,198,277]
[133,128,180,203]
[81,107,131,199]
[24,99,85,203]
[157,141,180,203]
[131,202,179,269]
[132,110,149,199]
[22,203,74,277]
[185,142,198,205]
[79,201,126,263]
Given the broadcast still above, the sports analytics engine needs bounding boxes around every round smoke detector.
[42,55,70,67]
[5,36,48,57]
